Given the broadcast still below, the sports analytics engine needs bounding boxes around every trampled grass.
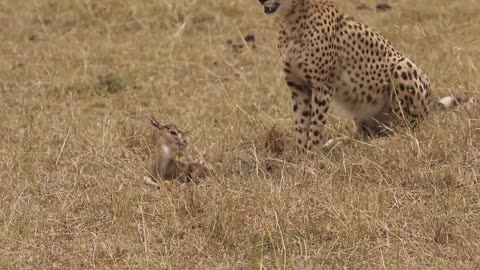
[0,0,479,268]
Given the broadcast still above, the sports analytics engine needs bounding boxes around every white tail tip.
[438,96,455,108]
[437,96,474,109]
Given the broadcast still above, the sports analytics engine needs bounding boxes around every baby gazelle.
[144,116,210,186]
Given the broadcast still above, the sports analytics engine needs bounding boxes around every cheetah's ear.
[148,115,165,130]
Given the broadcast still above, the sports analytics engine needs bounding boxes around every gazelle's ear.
[148,115,165,130]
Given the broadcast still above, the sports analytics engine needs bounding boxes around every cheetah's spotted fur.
[258,0,432,152]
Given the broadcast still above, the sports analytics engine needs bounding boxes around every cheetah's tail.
[433,96,475,111]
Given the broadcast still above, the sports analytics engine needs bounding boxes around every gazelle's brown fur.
[144,116,210,186]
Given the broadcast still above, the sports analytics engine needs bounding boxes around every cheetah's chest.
[279,40,306,73]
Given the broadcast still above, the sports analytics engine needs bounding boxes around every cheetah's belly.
[332,69,390,121]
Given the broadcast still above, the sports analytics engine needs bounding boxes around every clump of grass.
[0,0,479,269]
[97,72,126,93]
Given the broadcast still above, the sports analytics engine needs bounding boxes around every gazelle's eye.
[169,130,178,136]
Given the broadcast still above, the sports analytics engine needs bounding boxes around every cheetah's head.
[257,0,294,16]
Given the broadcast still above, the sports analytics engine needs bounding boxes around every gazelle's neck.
[158,142,173,178]
[160,144,171,158]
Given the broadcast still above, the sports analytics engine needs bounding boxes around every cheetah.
[257,0,463,153]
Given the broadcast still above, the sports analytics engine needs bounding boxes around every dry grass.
[0,0,479,268]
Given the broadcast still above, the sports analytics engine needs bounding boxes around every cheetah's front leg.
[308,86,333,152]
[286,80,312,153]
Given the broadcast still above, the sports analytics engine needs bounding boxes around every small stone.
[244,34,256,43]
[376,3,392,12]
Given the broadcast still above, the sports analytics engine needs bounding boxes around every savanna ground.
[0,0,479,268]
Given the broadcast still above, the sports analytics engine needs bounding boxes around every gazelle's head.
[148,115,188,153]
